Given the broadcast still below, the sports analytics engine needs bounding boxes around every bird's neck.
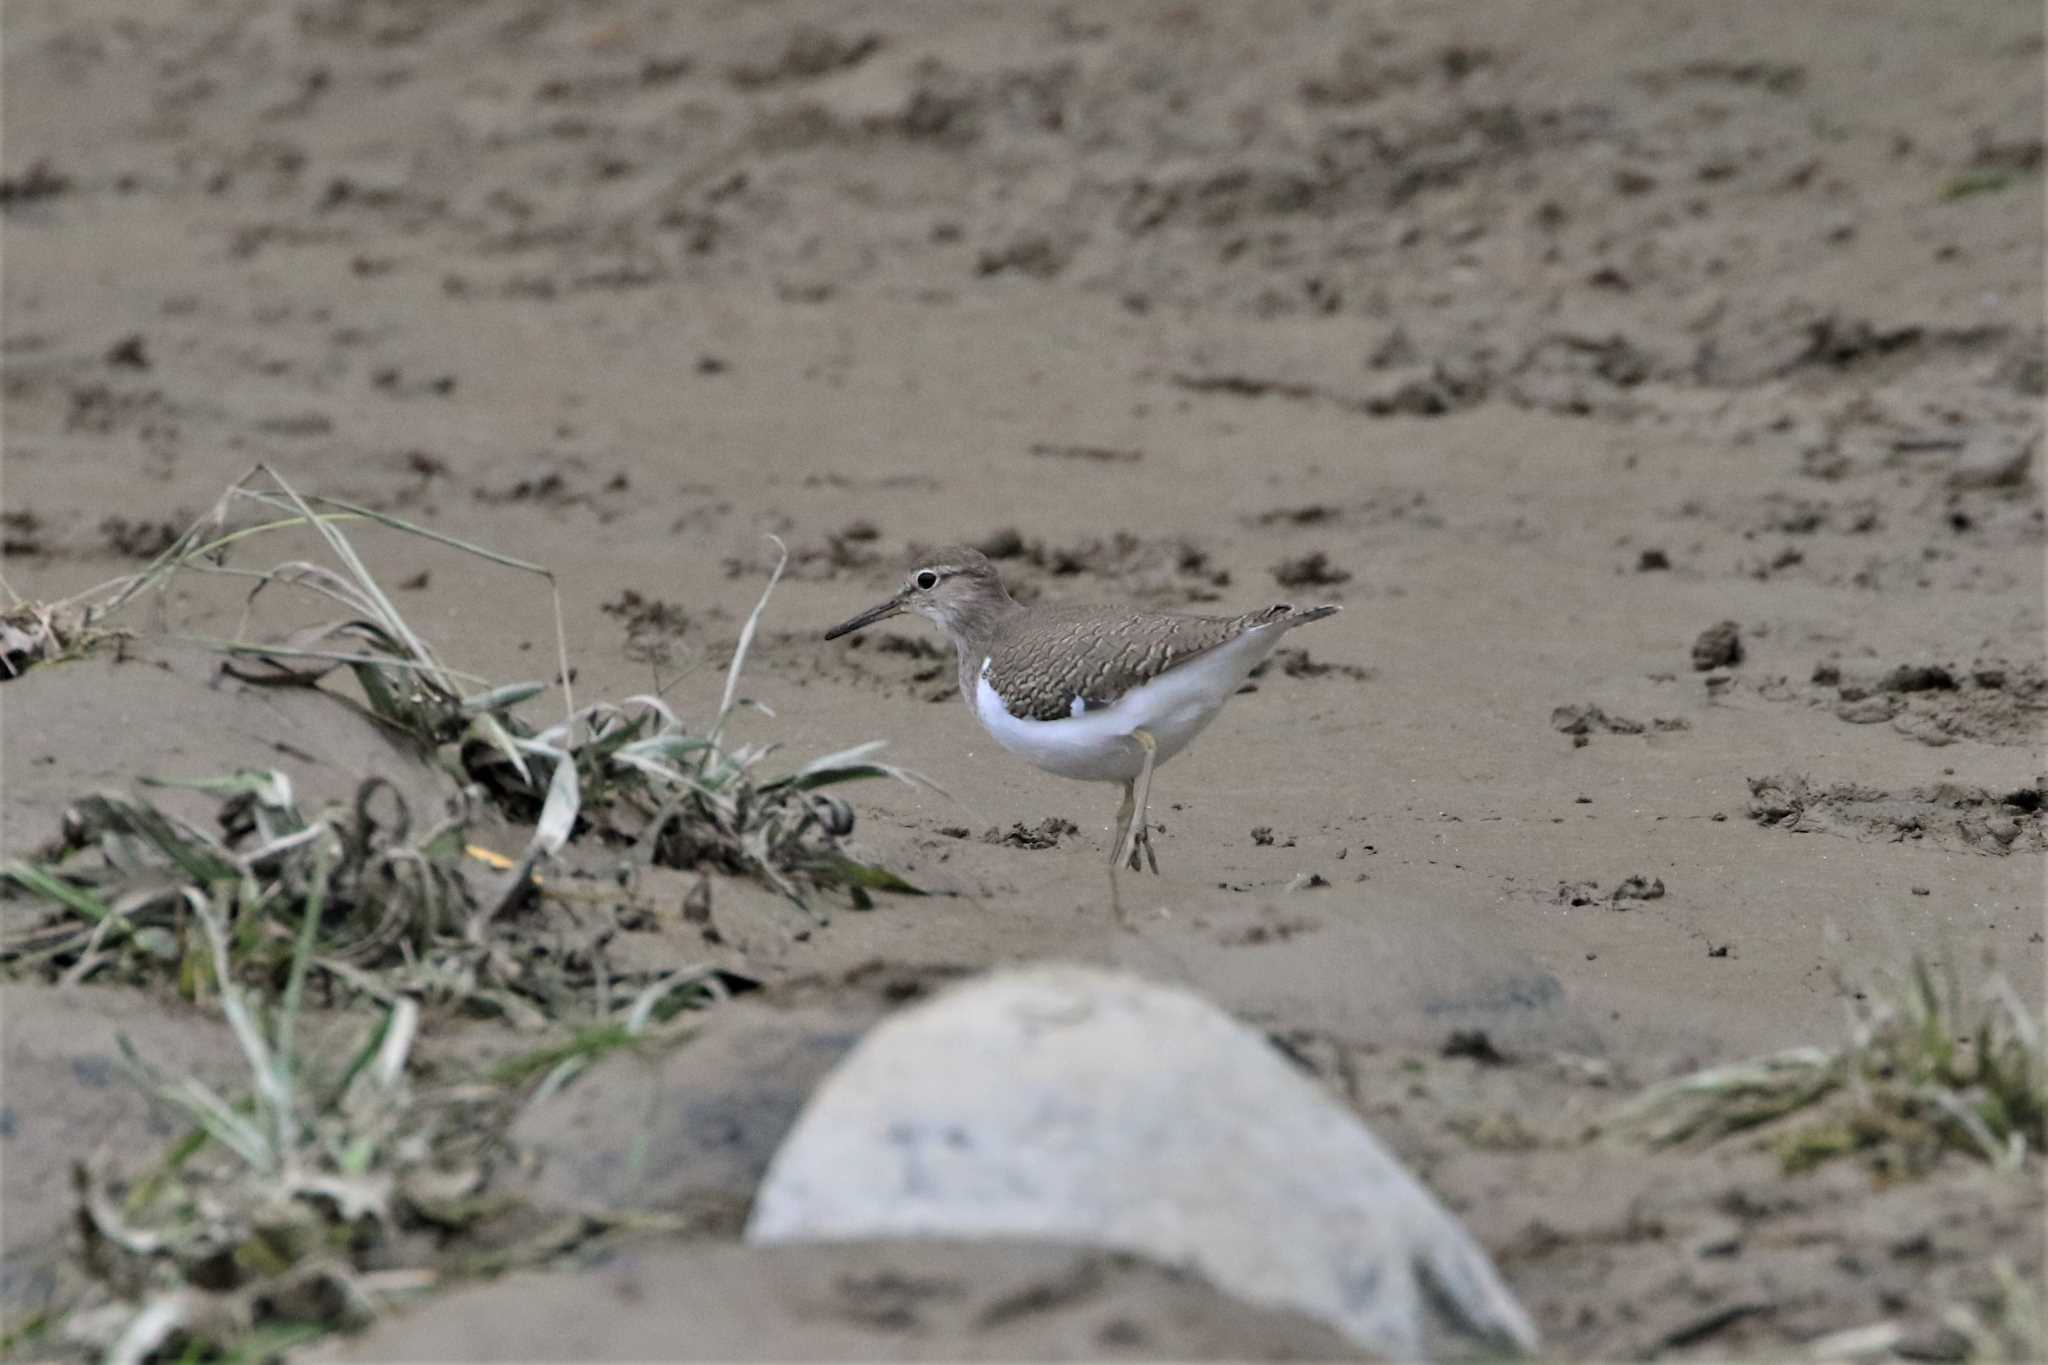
[944,591,1023,700]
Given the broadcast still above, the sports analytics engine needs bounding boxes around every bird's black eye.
[914,570,939,591]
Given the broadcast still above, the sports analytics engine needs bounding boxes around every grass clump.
[22,876,727,1361]
[3,466,925,998]
[52,891,431,1361]
[43,887,705,1362]
[1944,1259,2048,1363]
[1618,954,2044,1178]
[0,466,928,1357]
[3,774,475,998]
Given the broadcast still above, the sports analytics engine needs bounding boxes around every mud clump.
[1440,1029,1510,1065]
[956,528,1232,603]
[986,816,1080,850]
[1835,694,1900,725]
[796,524,886,579]
[1272,552,1351,589]
[104,334,150,370]
[0,158,69,206]
[601,588,689,665]
[823,628,954,702]
[1803,656,2045,746]
[1552,703,1644,736]
[1248,648,1372,684]
[973,526,1029,560]
[98,515,182,559]
[875,633,944,660]
[1691,620,1744,671]
[1252,504,1342,528]
[1027,441,1143,465]
[2,510,45,558]
[1747,773,2047,854]
[1879,663,1959,693]
[1611,876,1666,904]
[1555,877,1664,906]
[726,28,881,88]
[1551,704,1686,745]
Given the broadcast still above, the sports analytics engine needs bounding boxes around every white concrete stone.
[747,965,1539,1359]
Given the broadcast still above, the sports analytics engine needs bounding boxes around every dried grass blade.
[107,1292,193,1365]
[237,488,551,575]
[259,468,450,695]
[239,477,574,722]
[371,997,420,1092]
[249,560,384,622]
[529,747,581,857]
[710,536,787,749]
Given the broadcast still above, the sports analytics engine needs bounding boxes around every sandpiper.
[824,546,1339,877]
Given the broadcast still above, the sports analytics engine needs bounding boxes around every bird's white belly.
[971,626,1284,784]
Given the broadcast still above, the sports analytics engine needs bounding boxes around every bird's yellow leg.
[1109,780,1135,869]
[1107,779,1135,923]
[1119,728,1159,874]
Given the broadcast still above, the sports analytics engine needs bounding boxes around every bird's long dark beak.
[824,595,905,640]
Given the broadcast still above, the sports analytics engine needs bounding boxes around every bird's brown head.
[824,545,1012,644]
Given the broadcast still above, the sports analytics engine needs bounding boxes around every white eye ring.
[914,570,939,590]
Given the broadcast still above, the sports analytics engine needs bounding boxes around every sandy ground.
[3,0,2044,1358]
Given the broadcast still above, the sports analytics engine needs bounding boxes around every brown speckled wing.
[981,603,1293,721]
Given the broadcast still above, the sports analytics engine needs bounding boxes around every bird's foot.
[1124,821,1160,875]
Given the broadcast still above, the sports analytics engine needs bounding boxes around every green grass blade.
[808,854,926,896]
[487,1023,636,1087]
[623,965,719,1034]
[117,1034,273,1172]
[277,843,332,1071]
[460,681,548,716]
[1,860,117,923]
[141,770,295,808]
[73,795,240,886]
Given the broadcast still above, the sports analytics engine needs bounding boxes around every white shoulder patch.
[1069,696,1087,718]
[981,656,992,677]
